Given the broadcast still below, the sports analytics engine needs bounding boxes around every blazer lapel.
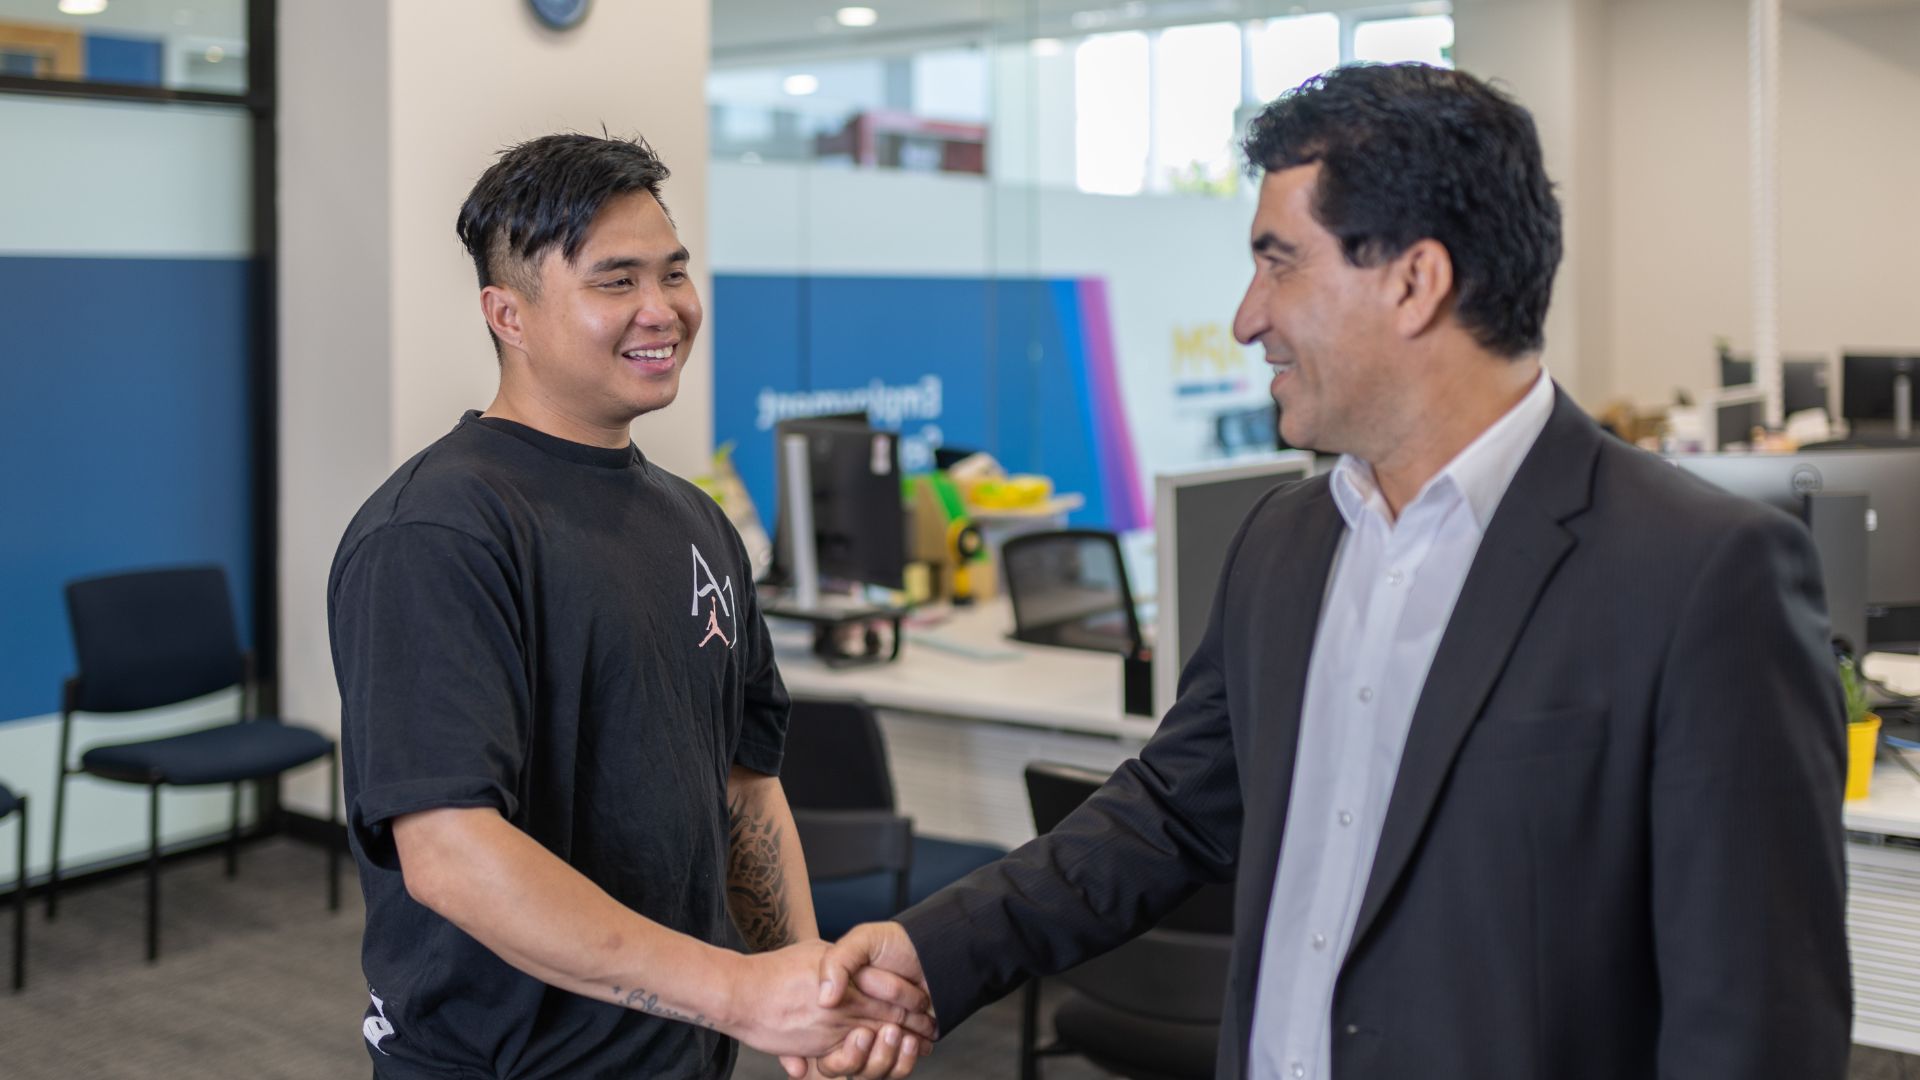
[1345,389,1602,955]
[1231,479,1346,1017]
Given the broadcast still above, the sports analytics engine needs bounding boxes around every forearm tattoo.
[727,793,797,951]
[608,984,715,1029]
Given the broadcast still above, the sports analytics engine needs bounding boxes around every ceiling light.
[782,73,820,96]
[1031,37,1063,58]
[58,0,108,14]
[834,6,878,27]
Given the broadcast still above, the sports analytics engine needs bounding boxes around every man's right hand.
[719,939,933,1065]
[813,923,934,1079]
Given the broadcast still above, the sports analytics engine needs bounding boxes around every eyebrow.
[584,248,691,275]
[1251,232,1299,259]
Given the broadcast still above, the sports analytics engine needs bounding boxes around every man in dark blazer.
[808,64,1849,1080]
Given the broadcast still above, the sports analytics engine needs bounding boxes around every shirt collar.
[1330,368,1556,534]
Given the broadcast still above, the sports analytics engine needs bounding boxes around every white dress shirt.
[1249,370,1557,1080]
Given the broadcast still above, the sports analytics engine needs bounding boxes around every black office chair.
[1019,762,1233,1080]
[782,698,1005,937]
[47,566,340,962]
[1001,530,1143,657]
[1,783,24,991]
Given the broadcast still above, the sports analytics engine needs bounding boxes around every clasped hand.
[733,926,931,1080]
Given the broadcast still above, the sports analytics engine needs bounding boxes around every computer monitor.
[1671,448,1920,651]
[1153,451,1317,717]
[1213,403,1291,456]
[1717,353,1832,419]
[1842,353,1917,438]
[771,417,906,592]
[1712,387,1766,451]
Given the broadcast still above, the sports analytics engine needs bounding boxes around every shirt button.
[1338,810,1354,826]
[1311,932,1327,950]
[1291,1063,1306,1078]
[1386,568,1405,586]
[1357,686,1374,704]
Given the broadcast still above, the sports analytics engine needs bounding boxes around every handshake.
[726,921,933,1080]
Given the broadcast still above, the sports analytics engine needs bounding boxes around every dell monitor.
[1153,451,1317,717]
[1671,448,1920,651]
[770,417,906,594]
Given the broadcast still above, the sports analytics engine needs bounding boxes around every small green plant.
[1840,655,1874,726]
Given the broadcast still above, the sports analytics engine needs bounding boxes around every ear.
[481,285,529,355]
[1387,238,1454,340]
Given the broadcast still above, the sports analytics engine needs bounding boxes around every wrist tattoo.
[609,984,715,1030]
[727,793,797,951]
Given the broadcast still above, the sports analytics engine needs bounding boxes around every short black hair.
[1242,63,1561,358]
[455,132,672,309]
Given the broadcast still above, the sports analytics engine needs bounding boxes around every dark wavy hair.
[455,133,672,338]
[1242,63,1561,358]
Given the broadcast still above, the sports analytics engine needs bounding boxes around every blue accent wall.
[0,256,253,723]
[713,272,1117,532]
[84,34,164,87]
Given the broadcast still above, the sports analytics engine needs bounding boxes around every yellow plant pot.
[1846,714,1882,802]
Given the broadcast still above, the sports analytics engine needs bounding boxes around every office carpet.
[0,837,1907,1079]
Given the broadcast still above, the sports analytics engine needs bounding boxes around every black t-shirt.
[328,412,790,1079]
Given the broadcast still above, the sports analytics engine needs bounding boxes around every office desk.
[777,615,1920,1052]
[1847,652,1920,1054]
[771,600,1156,849]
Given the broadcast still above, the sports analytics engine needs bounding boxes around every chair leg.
[146,783,161,964]
[1020,978,1042,1080]
[327,747,341,912]
[227,782,242,880]
[14,797,27,992]
[45,772,66,921]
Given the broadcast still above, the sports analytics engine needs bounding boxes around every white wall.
[278,0,713,818]
[1585,0,1920,406]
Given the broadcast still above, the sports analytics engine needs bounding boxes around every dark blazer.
[897,389,1851,1079]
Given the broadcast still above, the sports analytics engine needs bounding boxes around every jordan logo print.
[691,545,737,650]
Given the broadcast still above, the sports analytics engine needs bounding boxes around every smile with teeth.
[624,346,675,360]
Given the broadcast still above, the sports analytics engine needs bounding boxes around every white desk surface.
[1845,653,1920,838]
[769,598,1159,742]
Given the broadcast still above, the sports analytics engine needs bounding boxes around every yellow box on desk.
[1847,716,1881,802]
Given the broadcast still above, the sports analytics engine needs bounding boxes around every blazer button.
[1344,1024,1361,1036]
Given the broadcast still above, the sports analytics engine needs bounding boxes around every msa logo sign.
[692,545,737,650]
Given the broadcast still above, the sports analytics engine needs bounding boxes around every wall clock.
[528,0,591,31]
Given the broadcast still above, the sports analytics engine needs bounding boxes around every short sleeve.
[731,557,790,777]
[331,522,531,869]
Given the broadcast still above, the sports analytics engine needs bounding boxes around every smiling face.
[1231,163,1404,461]
[493,190,703,437]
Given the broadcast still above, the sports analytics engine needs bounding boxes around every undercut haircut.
[1242,63,1562,359]
[455,132,672,351]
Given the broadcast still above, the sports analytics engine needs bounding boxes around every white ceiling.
[711,0,1443,60]
[712,0,1920,60]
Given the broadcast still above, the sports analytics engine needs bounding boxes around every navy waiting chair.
[47,566,339,962]
[1,783,23,991]
[782,698,1005,938]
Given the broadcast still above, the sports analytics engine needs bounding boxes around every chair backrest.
[781,697,896,812]
[65,566,245,715]
[1001,529,1142,656]
[1026,759,1235,933]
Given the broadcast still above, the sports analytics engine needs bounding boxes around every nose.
[633,283,676,331]
[1232,272,1268,347]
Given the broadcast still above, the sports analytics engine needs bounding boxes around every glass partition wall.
[708,0,1454,569]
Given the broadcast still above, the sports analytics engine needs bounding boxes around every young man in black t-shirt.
[329,134,929,1080]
